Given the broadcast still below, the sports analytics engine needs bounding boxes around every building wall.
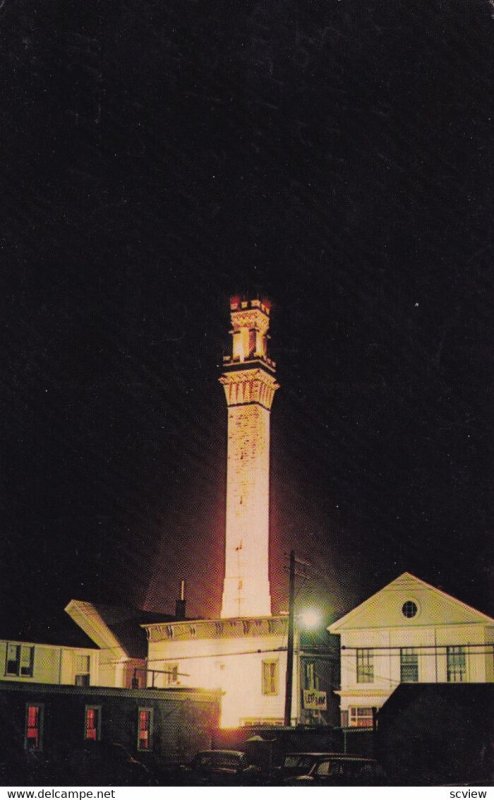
[222,401,272,618]
[145,617,298,728]
[337,622,493,724]
[0,682,220,783]
[330,574,494,726]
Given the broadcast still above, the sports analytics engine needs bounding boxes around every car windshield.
[213,754,242,768]
[284,755,316,771]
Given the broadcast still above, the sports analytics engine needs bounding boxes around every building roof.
[66,599,175,658]
[378,681,494,722]
[0,610,97,649]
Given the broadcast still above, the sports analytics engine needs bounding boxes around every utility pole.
[284,549,296,726]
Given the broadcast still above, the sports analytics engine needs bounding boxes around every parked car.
[184,749,262,785]
[67,741,154,785]
[282,752,383,785]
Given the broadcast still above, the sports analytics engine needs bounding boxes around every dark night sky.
[0,0,492,634]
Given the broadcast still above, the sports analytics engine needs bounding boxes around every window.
[304,660,317,690]
[402,601,418,619]
[25,704,43,750]
[447,646,466,683]
[75,654,91,686]
[6,644,34,677]
[315,760,333,777]
[349,707,374,728]
[356,649,374,683]
[400,648,418,682]
[262,659,279,695]
[164,663,179,685]
[137,708,153,751]
[84,706,101,740]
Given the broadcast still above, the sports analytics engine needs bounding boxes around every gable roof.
[65,600,174,658]
[329,572,494,632]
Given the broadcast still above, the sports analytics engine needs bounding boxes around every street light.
[299,608,322,630]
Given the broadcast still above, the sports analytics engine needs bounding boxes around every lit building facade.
[220,296,278,618]
[329,572,494,727]
[144,296,295,728]
[144,616,295,728]
[0,638,98,687]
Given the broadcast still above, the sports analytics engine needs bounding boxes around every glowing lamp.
[298,608,321,630]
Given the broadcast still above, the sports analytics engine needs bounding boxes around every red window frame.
[137,708,153,751]
[25,704,43,750]
[84,705,101,740]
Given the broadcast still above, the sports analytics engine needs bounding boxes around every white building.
[329,572,494,727]
[144,616,294,728]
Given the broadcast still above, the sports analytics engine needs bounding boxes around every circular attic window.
[402,600,418,619]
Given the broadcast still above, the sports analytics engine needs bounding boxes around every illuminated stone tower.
[219,296,279,618]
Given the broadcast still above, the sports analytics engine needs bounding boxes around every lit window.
[349,707,374,728]
[84,706,101,740]
[75,654,91,687]
[137,708,153,751]
[402,601,418,618]
[400,648,418,682]
[447,646,466,683]
[262,659,279,695]
[164,663,179,685]
[6,644,34,677]
[25,704,43,750]
[356,649,374,683]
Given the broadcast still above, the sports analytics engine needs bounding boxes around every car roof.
[285,752,375,761]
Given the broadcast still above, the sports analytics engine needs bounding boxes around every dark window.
[25,704,43,750]
[75,654,91,686]
[356,649,374,683]
[400,648,418,682]
[447,646,466,682]
[164,663,179,685]
[402,601,418,618]
[304,660,316,690]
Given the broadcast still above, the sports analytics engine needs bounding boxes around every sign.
[303,689,327,710]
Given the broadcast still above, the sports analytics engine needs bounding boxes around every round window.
[402,600,418,618]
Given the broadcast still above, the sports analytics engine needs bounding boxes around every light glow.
[298,608,322,630]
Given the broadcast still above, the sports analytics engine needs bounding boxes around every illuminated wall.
[329,573,494,726]
[144,616,299,729]
[0,639,98,686]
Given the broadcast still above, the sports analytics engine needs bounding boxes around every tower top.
[223,295,276,372]
[229,295,272,314]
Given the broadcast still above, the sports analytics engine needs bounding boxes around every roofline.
[65,599,129,655]
[0,637,98,652]
[141,614,288,630]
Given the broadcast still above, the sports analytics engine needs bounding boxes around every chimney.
[175,579,186,620]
